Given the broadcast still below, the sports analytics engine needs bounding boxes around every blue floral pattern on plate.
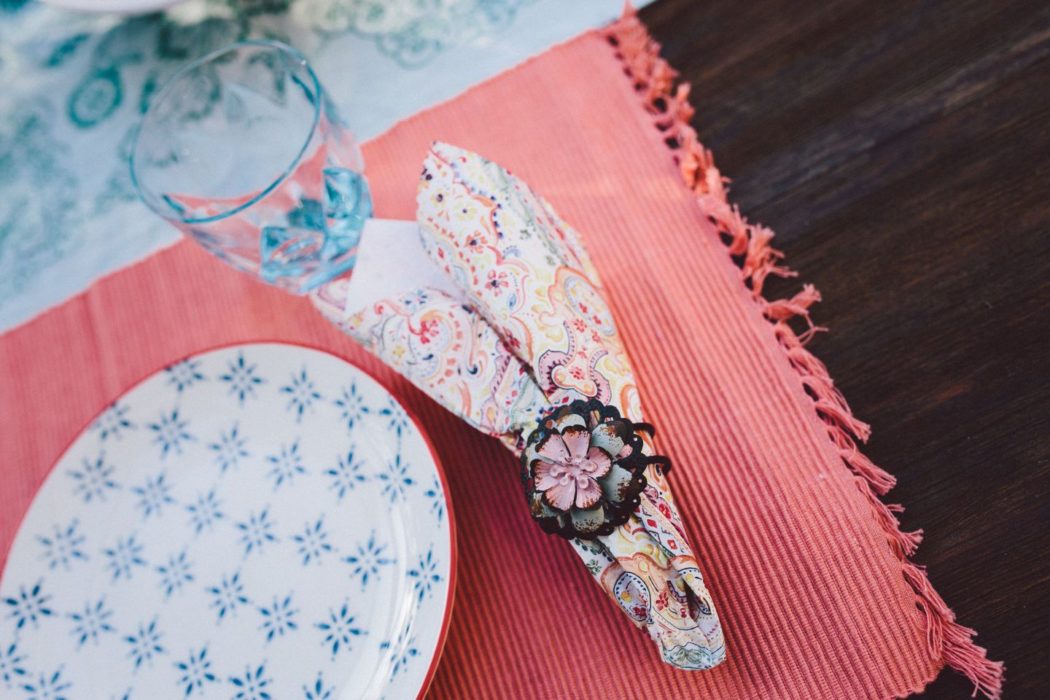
[0,342,454,698]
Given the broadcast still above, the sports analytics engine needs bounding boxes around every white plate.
[0,342,455,699]
[39,0,183,14]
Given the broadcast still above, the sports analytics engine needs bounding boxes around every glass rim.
[129,38,323,226]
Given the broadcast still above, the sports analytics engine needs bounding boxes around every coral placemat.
[0,11,999,699]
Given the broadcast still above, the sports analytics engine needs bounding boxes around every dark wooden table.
[640,0,1049,697]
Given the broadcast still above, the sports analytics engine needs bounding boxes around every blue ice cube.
[321,167,372,260]
[259,224,325,285]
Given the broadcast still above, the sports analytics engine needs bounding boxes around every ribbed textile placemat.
[0,11,1000,699]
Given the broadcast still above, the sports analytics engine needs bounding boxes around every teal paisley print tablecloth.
[0,0,639,331]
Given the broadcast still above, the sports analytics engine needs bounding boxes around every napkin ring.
[521,399,670,539]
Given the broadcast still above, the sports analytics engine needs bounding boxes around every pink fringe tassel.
[605,6,1004,698]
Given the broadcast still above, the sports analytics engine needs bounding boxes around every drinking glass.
[131,40,371,293]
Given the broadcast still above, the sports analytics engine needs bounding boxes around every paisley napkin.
[312,142,725,670]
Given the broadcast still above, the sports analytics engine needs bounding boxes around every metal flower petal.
[522,399,652,539]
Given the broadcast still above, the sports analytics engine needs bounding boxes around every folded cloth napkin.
[312,142,725,670]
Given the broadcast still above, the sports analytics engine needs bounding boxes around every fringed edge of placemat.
[604,6,1003,699]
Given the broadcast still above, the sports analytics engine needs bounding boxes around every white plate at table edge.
[0,339,458,700]
[40,0,184,15]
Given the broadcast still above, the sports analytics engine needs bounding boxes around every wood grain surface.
[639,0,1050,697]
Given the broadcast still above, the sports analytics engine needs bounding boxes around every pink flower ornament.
[523,400,659,539]
[533,425,613,509]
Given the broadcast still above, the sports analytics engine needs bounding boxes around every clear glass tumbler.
[131,40,371,293]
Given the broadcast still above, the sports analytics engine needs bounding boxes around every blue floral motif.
[102,535,147,582]
[302,673,334,700]
[220,353,266,405]
[4,580,53,630]
[229,663,272,700]
[257,594,298,643]
[331,0,532,69]
[131,472,176,520]
[324,449,367,501]
[37,519,87,570]
[156,550,194,598]
[147,409,194,459]
[407,547,443,602]
[208,423,250,473]
[280,367,322,422]
[0,641,27,688]
[235,508,278,557]
[291,517,333,566]
[206,571,249,622]
[67,452,119,503]
[186,490,224,534]
[343,531,395,590]
[174,646,216,697]
[424,476,446,523]
[68,65,122,129]
[92,402,134,441]
[68,597,115,647]
[0,98,79,308]
[333,383,370,430]
[377,398,410,437]
[165,359,206,393]
[375,453,415,503]
[20,667,71,700]
[42,33,89,67]
[379,628,420,678]
[315,601,365,657]
[124,617,165,669]
[266,440,307,490]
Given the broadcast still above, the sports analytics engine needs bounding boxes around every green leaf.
[590,422,627,458]
[529,491,558,519]
[600,465,636,505]
[571,506,606,535]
